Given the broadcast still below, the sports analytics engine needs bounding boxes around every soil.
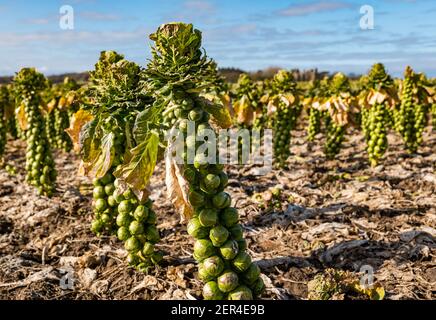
[0,125,435,300]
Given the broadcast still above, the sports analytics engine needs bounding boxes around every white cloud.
[278,1,351,17]
[79,11,122,21]
[24,18,51,25]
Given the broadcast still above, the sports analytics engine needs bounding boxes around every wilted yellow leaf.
[46,98,57,113]
[65,109,94,153]
[165,141,193,222]
[16,103,28,131]
[58,96,67,110]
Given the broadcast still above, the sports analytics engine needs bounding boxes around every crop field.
[0,21,435,302]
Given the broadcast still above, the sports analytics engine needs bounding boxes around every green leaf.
[114,130,159,195]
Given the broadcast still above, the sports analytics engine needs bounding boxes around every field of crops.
[0,23,435,301]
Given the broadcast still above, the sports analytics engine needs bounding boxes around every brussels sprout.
[127,253,140,266]
[116,211,132,227]
[142,242,155,256]
[203,174,221,191]
[125,236,141,252]
[203,281,224,300]
[118,200,133,215]
[187,217,209,239]
[94,198,108,213]
[117,226,130,241]
[203,255,225,278]
[228,224,243,240]
[91,219,104,233]
[237,239,247,251]
[129,220,144,235]
[193,239,215,261]
[188,189,205,207]
[188,107,204,122]
[183,167,197,184]
[250,277,265,297]
[198,263,215,282]
[133,205,149,222]
[145,225,160,243]
[217,270,239,293]
[107,195,117,207]
[123,189,134,200]
[113,192,125,203]
[209,225,229,247]
[146,210,157,224]
[93,186,105,199]
[232,251,252,272]
[219,240,239,260]
[241,263,260,285]
[220,207,238,227]
[212,192,231,209]
[194,153,209,170]
[198,208,218,227]
[100,212,112,224]
[227,285,253,300]
[151,251,163,264]
[92,178,101,187]
[104,183,115,196]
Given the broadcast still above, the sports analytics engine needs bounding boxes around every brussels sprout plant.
[143,22,264,300]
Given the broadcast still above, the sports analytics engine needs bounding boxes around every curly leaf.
[114,130,159,195]
[65,109,93,153]
[133,107,154,143]
[16,103,28,131]
[165,140,193,222]
[88,131,115,179]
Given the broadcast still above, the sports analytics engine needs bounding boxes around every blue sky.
[1,0,435,77]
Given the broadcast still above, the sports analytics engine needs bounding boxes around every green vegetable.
[117,226,131,241]
[250,277,265,297]
[203,255,225,278]
[227,285,253,300]
[193,239,216,261]
[209,225,229,247]
[198,208,218,227]
[232,251,252,272]
[241,263,261,285]
[217,270,239,293]
[219,240,239,260]
[125,236,141,252]
[212,192,231,209]
[220,207,239,227]
[13,68,56,196]
[203,281,225,300]
[145,22,259,300]
[129,220,144,235]
[118,200,133,215]
[187,217,209,239]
